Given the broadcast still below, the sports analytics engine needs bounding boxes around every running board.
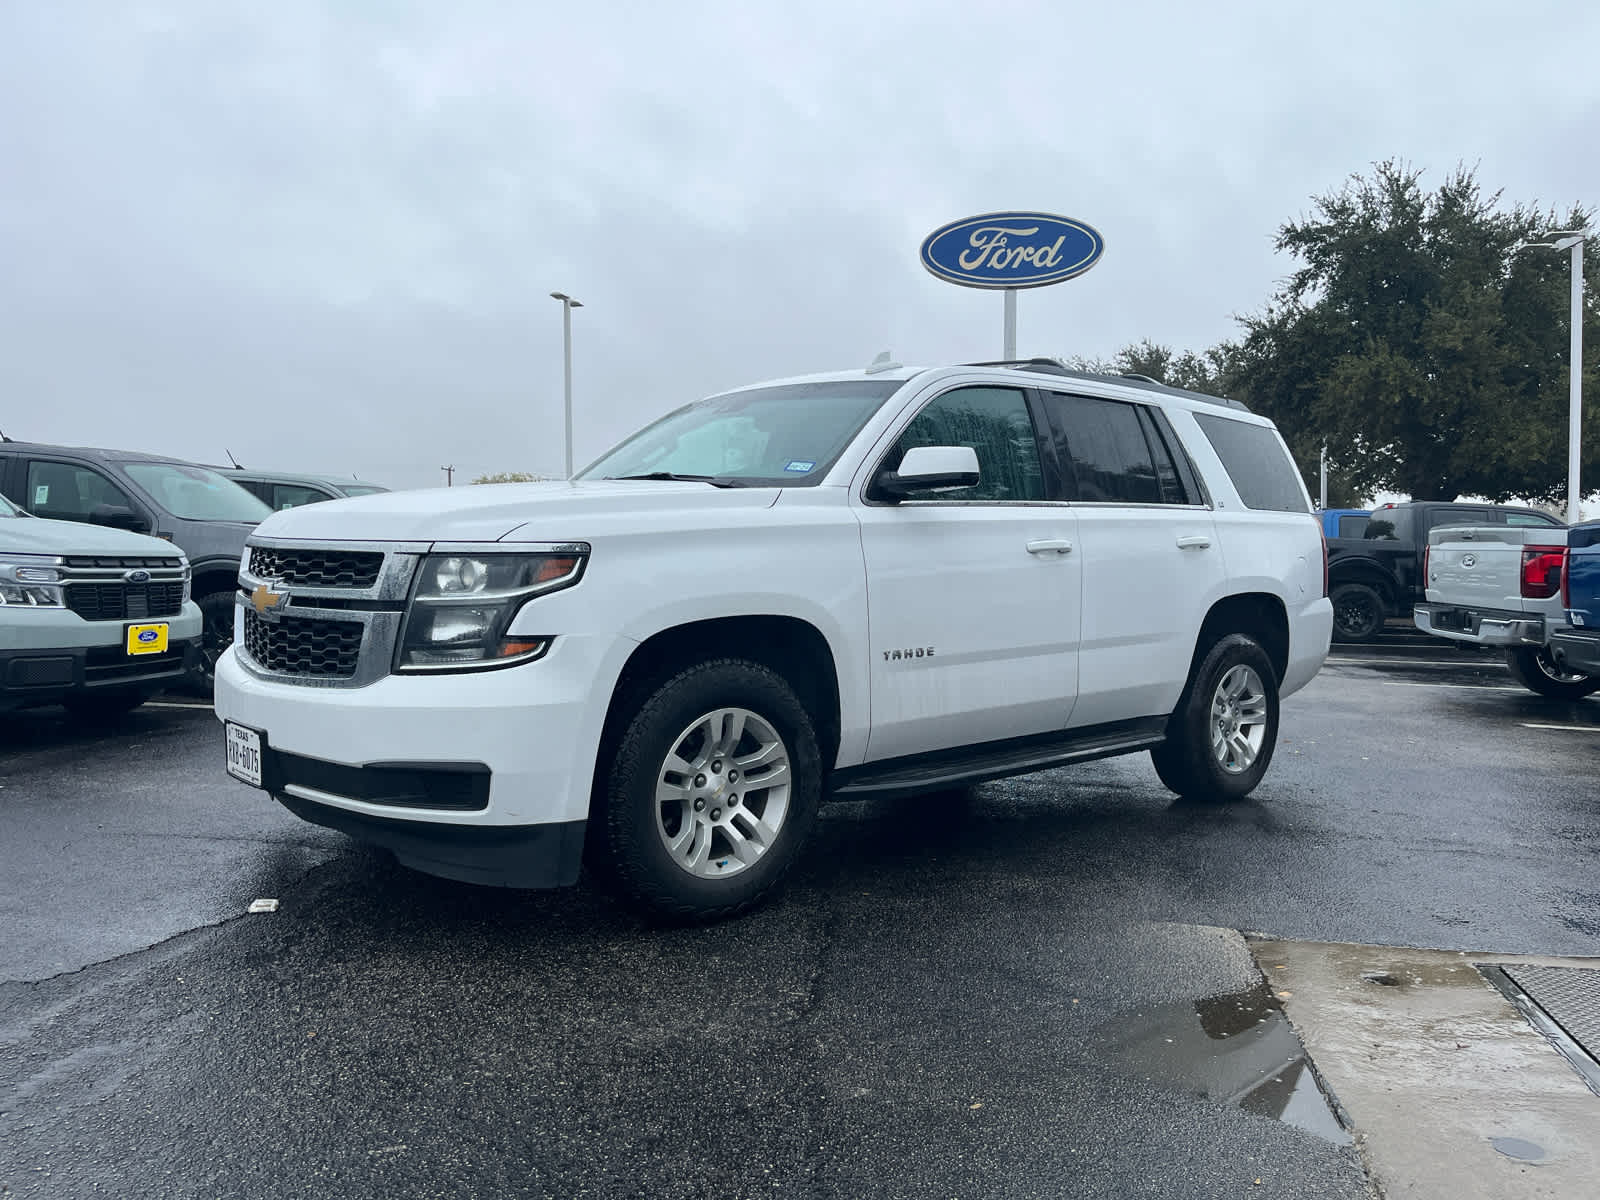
[829,717,1169,802]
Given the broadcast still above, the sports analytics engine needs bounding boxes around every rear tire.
[1330,582,1385,643]
[1151,633,1280,803]
[598,658,821,922]
[1504,645,1600,701]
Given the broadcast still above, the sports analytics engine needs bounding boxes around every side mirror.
[89,504,150,533]
[876,445,981,501]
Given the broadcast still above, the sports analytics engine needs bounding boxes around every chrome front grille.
[248,546,384,589]
[243,610,363,678]
[57,558,189,624]
[236,538,426,689]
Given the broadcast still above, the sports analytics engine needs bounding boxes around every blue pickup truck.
[1550,521,1600,680]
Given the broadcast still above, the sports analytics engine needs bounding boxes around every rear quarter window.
[1191,414,1310,513]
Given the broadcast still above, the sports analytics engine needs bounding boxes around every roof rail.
[963,358,1250,412]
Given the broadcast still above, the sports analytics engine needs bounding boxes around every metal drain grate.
[1481,964,1600,1097]
[1501,966,1600,1059]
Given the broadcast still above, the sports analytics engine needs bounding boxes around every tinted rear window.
[1192,414,1310,513]
[1337,514,1369,538]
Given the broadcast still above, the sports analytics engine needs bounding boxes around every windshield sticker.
[784,461,816,473]
[33,485,48,505]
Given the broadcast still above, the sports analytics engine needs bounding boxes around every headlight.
[0,554,67,608]
[395,550,586,672]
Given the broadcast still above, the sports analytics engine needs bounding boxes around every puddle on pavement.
[1109,978,1351,1144]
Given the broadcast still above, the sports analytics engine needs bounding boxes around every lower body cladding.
[1549,627,1600,676]
[1413,603,1544,647]
[213,632,630,888]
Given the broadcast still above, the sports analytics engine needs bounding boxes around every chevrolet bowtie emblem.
[251,583,287,614]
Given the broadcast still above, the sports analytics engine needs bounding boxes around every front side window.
[25,460,135,522]
[579,381,900,487]
[120,462,273,522]
[1193,413,1311,513]
[881,387,1044,502]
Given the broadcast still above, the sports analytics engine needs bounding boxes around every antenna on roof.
[865,350,902,375]
[225,448,243,469]
[0,428,12,442]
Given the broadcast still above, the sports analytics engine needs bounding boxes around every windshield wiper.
[604,472,743,488]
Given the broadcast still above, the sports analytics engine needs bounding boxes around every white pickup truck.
[1414,524,1599,699]
[216,359,1332,920]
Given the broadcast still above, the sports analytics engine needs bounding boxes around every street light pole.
[1522,231,1588,523]
[550,291,583,478]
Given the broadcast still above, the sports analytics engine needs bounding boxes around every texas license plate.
[225,722,263,787]
[126,622,169,656]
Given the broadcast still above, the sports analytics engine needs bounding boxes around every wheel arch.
[1185,592,1290,690]
[597,614,843,785]
[1327,561,1398,611]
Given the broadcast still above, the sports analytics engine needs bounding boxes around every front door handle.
[1176,535,1212,550]
[1026,539,1074,555]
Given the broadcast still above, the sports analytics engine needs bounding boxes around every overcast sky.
[2,1,1597,489]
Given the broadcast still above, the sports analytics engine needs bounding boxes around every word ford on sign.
[920,211,1104,290]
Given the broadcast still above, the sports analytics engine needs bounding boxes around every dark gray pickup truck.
[1326,500,1563,642]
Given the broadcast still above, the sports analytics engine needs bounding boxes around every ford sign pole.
[919,212,1103,362]
[550,292,583,478]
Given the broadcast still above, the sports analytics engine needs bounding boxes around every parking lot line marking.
[1379,681,1523,691]
[1519,723,1599,732]
[146,701,215,711]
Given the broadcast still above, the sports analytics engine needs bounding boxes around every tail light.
[1562,548,1571,609]
[1520,545,1566,599]
[1321,532,1329,598]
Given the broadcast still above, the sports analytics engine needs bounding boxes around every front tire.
[1504,645,1600,701]
[1151,633,1280,803]
[1330,582,1385,643]
[193,590,236,694]
[598,659,821,922]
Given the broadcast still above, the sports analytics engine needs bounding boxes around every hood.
[0,514,184,559]
[250,480,782,544]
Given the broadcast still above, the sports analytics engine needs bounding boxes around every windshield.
[577,381,902,486]
[120,462,273,522]
[338,484,388,497]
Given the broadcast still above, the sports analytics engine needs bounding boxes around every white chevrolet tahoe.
[215,360,1332,919]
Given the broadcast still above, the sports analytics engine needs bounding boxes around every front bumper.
[0,603,203,710]
[214,630,635,886]
[1413,603,1545,647]
[1548,628,1600,677]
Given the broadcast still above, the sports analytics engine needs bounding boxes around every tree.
[1228,160,1597,505]
[471,471,547,484]
[1062,339,1232,395]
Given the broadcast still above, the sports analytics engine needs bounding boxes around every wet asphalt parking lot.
[2,631,1596,1199]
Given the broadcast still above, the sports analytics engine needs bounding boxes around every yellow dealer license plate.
[126,623,169,656]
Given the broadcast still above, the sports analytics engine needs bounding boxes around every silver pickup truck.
[1,491,202,718]
[1414,523,1599,700]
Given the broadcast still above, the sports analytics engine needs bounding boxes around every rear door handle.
[1026,539,1074,555]
[1176,535,1212,550]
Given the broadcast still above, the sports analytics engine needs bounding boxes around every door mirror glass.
[877,445,981,499]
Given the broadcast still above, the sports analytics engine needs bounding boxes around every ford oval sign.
[920,211,1104,290]
[138,629,160,643]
